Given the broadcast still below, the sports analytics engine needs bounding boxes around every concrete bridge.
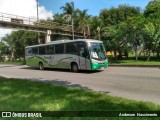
[0,12,89,43]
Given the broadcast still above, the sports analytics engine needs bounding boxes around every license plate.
[101,67,105,70]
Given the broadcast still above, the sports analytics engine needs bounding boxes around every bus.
[25,39,108,72]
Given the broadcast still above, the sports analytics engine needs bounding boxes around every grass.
[0,61,25,65]
[108,57,160,66]
[109,60,160,65]
[0,77,160,120]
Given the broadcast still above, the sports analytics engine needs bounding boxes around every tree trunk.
[114,49,118,62]
[37,32,41,44]
[118,51,122,59]
[138,49,143,58]
[11,48,15,61]
[135,46,138,61]
[98,32,101,40]
[156,50,160,59]
[87,25,90,39]
[147,50,152,61]
[83,29,86,39]
[97,27,100,40]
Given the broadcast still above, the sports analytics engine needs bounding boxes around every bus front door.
[78,42,89,70]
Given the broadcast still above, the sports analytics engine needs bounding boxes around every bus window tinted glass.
[26,48,32,56]
[32,47,38,55]
[55,44,64,54]
[46,45,54,54]
[32,48,38,55]
[66,43,77,54]
[39,46,45,55]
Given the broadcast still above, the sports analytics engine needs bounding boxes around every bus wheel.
[39,62,44,70]
[71,63,79,72]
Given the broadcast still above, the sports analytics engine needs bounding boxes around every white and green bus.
[25,39,108,72]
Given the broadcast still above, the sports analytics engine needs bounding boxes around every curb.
[109,64,160,68]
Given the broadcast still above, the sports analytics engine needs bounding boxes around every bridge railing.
[0,12,89,36]
[0,12,37,25]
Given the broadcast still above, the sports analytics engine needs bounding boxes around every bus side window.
[55,44,64,54]
[26,48,32,56]
[32,47,38,55]
[46,45,54,54]
[39,46,46,55]
[66,42,77,55]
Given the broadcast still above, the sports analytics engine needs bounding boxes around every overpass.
[0,12,89,43]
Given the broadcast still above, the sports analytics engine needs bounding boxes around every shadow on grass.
[32,78,92,90]
[0,77,160,120]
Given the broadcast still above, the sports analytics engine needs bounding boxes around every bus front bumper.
[91,60,108,70]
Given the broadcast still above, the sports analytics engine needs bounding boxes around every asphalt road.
[0,64,160,105]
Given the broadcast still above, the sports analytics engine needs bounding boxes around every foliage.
[76,9,90,38]
[143,0,160,60]
[89,16,103,40]
[144,0,160,19]
[1,31,38,61]
[99,5,140,26]
[1,1,160,61]
[143,21,160,61]
[60,2,75,40]
[53,13,65,25]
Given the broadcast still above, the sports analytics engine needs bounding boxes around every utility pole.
[36,0,39,21]
[72,18,74,40]
[36,0,40,44]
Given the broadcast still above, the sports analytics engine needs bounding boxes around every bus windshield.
[89,43,106,60]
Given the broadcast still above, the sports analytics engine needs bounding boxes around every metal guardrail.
[0,12,36,25]
[0,12,86,35]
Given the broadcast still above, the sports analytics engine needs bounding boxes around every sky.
[0,0,151,39]
[39,0,150,16]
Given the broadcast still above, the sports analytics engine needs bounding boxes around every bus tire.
[71,63,79,72]
[39,62,44,70]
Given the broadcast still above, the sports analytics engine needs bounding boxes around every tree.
[77,9,90,38]
[89,16,103,40]
[0,41,9,61]
[143,21,160,61]
[60,2,75,40]
[126,15,144,61]
[144,0,160,19]
[100,5,140,26]
[104,25,129,61]
[1,34,16,61]
[1,31,38,60]
[144,0,160,59]
[99,5,142,60]
[53,13,65,25]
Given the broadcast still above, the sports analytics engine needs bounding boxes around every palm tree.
[77,9,90,38]
[60,2,75,40]
[97,26,101,40]
[89,16,103,40]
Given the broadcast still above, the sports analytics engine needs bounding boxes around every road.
[0,64,160,105]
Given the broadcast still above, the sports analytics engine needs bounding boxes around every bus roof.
[25,39,103,48]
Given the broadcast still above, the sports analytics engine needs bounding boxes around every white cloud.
[0,0,53,40]
[0,29,12,40]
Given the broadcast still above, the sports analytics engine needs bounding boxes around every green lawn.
[0,61,25,65]
[109,59,160,66]
[0,77,160,120]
